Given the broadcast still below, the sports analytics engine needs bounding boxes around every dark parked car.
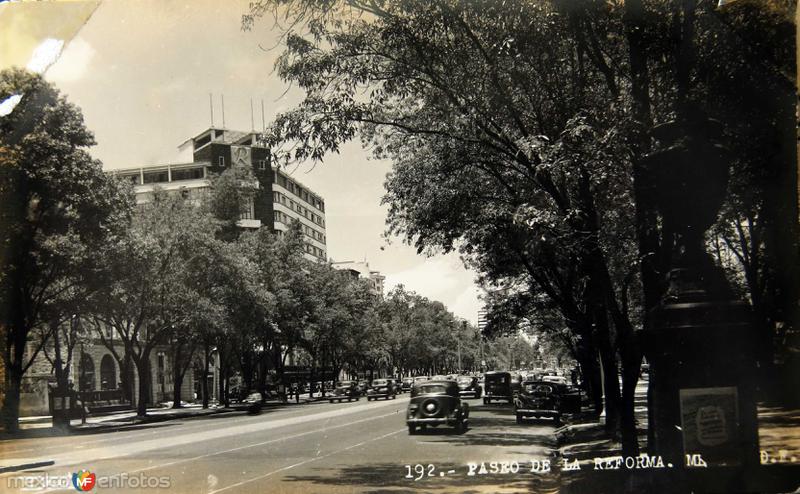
[456,375,482,398]
[366,378,396,400]
[406,380,469,434]
[400,377,415,392]
[513,380,582,425]
[329,381,361,403]
[483,371,513,404]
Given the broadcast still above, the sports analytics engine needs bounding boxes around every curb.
[0,460,55,474]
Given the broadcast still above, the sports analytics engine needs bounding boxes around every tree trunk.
[1,367,23,432]
[135,353,152,417]
[619,350,642,456]
[172,343,183,408]
[1,296,33,432]
[576,347,602,415]
[171,343,195,409]
[202,343,210,409]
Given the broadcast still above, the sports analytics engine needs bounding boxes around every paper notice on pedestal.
[679,386,740,466]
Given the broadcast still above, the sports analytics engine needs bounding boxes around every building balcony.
[237,219,262,229]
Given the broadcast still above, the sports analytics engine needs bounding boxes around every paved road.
[0,395,561,493]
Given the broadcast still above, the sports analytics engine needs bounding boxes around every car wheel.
[483,398,489,405]
[328,400,333,404]
[408,424,416,435]
[554,415,562,426]
[516,413,522,424]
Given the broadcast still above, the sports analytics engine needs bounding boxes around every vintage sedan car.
[513,380,581,425]
[366,378,396,400]
[329,381,361,403]
[400,377,415,392]
[483,371,513,404]
[456,375,482,398]
[407,380,469,434]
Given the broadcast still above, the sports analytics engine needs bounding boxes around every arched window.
[100,355,117,390]
[79,353,95,392]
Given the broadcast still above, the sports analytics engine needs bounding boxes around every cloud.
[47,37,94,83]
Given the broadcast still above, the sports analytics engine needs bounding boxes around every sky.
[1,0,483,323]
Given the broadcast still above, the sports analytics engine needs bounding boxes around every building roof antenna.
[209,93,214,127]
[250,98,255,132]
[221,94,226,129]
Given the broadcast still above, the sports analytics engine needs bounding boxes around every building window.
[258,160,266,170]
[240,197,254,220]
[218,156,225,167]
[143,171,169,184]
[171,167,204,181]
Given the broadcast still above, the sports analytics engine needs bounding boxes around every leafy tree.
[0,68,133,430]
[208,162,258,242]
[88,190,218,416]
[244,0,797,452]
[245,0,638,445]
[236,220,312,397]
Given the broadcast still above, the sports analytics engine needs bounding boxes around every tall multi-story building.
[112,127,327,262]
[330,260,386,298]
[16,129,332,418]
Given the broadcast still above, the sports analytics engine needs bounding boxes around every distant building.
[111,127,327,262]
[330,260,386,298]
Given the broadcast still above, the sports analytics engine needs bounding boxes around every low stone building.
[18,324,210,417]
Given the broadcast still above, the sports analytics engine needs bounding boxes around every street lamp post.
[640,108,760,490]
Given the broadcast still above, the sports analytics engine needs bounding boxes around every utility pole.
[458,321,466,372]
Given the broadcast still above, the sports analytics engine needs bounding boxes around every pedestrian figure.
[277,382,287,403]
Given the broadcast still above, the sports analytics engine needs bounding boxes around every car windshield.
[337,381,354,388]
[372,379,387,386]
[486,374,508,383]
[416,384,448,394]
[524,383,554,395]
[457,377,472,384]
[403,378,414,383]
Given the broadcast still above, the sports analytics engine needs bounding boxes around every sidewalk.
[1,392,333,473]
[555,377,649,467]
[554,378,800,493]
[14,391,330,432]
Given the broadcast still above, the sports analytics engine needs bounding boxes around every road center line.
[208,428,406,494]
[38,409,404,494]
[3,396,409,479]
